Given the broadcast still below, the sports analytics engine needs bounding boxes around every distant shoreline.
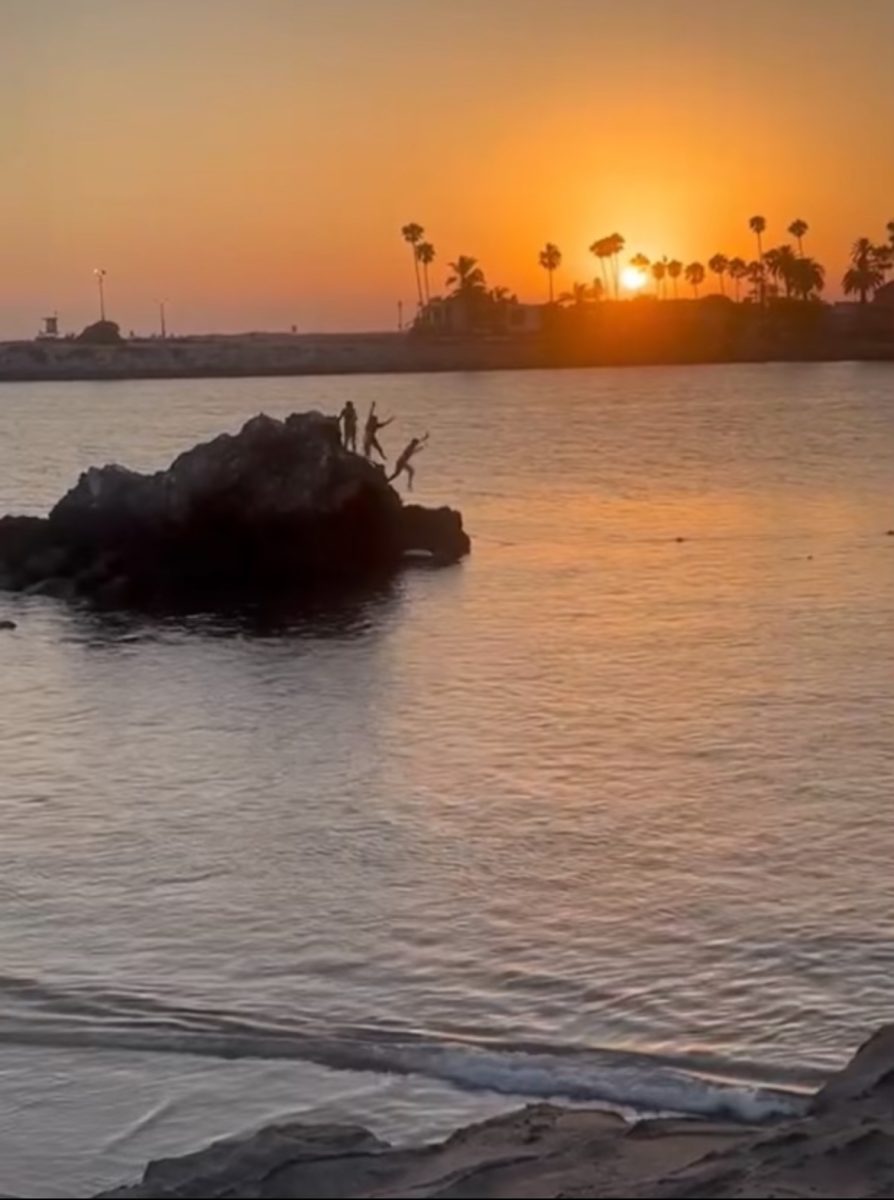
[2,331,894,384]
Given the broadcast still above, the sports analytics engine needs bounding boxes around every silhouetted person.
[340,400,358,452]
[363,401,393,460]
[388,433,429,490]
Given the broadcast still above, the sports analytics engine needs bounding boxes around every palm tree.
[666,259,683,299]
[415,242,435,304]
[630,252,650,272]
[401,223,425,310]
[746,260,764,302]
[446,255,486,296]
[445,256,487,331]
[888,220,894,249]
[589,238,613,294]
[608,232,626,298]
[764,244,798,298]
[651,259,666,297]
[749,215,766,259]
[843,237,889,304]
[727,257,748,302]
[559,281,591,307]
[788,219,809,257]
[488,286,512,332]
[749,215,767,303]
[539,243,562,303]
[684,261,705,297]
[789,256,825,300]
[590,277,605,302]
[708,253,729,296]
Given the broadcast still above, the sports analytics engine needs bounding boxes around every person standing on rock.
[388,433,429,491]
[363,401,393,461]
[339,401,358,452]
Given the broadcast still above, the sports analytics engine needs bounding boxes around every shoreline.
[2,331,894,384]
[99,1025,894,1199]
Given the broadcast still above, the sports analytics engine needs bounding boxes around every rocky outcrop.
[99,1027,894,1199]
[0,411,469,609]
[77,320,123,345]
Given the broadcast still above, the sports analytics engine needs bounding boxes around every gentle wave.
[0,974,808,1123]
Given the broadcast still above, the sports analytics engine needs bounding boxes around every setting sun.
[621,266,648,292]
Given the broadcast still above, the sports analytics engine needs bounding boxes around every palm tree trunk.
[718,273,725,296]
[797,236,803,257]
[423,262,431,304]
[548,269,554,304]
[411,252,424,310]
[755,233,765,305]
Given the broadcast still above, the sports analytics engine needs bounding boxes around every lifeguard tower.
[36,314,59,340]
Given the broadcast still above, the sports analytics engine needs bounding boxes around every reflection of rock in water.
[65,574,402,644]
[0,411,469,614]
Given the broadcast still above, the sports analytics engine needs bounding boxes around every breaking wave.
[0,973,810,1123]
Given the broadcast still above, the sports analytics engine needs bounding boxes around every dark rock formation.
[0,411,469,610]
[77,320,123,345]
[99,1027,894,1199]
[811,1024,894,1114]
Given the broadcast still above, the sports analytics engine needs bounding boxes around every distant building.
[506,303,545,333]
[873,281,894,311]
[36,314,59,340]
[420,296,544,336]
[829,292,894,337]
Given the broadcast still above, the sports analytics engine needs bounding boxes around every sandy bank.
[99,1026,894,1198]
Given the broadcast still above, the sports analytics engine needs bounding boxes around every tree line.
[401,218,894,318]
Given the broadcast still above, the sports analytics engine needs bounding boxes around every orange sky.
[2,0,893,337]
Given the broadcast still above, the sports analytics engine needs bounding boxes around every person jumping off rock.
[339,400,358,452]
[388,433,429,490]
[363,401,393,460]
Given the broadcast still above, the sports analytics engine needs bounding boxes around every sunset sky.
[3,0,894,337]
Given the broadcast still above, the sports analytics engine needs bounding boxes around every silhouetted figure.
[340,400,358,452]
[363,401,393,460]
[388,433,429,490]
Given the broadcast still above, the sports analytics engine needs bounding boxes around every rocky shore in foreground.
[0,411,469,611]
[100,1026,894,1198]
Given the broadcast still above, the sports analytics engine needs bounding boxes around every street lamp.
[94,268,107,322]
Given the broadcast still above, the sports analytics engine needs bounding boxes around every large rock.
[0,411,469,609]
[811,1024,894,1114]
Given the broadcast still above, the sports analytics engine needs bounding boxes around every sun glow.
[621,266,648,291]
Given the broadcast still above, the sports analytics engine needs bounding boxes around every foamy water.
[1,363,894,1196]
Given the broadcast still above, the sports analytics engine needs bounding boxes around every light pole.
[157,299,167,338]
[94,268,107,322]
[397,300,403,331]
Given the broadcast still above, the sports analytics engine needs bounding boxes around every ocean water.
[2,363,894,1196]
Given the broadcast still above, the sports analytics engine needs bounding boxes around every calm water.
[2,364,894,1196]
